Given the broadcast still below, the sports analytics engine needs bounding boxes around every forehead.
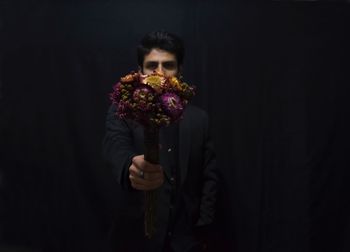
[143,48,177,63]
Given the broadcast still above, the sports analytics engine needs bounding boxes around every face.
[141,48,179,77]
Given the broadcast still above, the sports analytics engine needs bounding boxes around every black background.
[1,1,349,251]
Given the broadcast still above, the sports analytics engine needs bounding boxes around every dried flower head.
[160,93,183,120]
[141,74,166,93]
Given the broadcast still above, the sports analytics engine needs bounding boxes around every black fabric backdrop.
[1,1,349,252]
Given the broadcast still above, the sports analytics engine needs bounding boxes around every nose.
[155,64,164,75]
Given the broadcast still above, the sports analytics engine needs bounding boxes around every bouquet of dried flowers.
[110,71,195,238]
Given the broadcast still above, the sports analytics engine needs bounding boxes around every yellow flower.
[142,75,166,93]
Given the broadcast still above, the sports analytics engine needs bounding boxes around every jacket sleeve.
[196,112,219,227]
[102,105,136,191]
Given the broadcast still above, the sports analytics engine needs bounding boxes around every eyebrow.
[144,60,177,64]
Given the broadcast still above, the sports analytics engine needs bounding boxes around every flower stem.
[144,127,159,239]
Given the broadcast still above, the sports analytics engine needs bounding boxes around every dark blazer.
[102,104,218,251]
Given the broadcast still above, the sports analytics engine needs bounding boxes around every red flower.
[160,92,183,120]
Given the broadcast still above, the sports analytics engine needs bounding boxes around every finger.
[131,155,144,168]
[142,163,162,173]
[131,180,164,191]
[144,171,163,181]
[137,160,162,173]
[129,164,141,176]
[129,174,164,187]
[130,164,163,183]
[129,174,164,188]
[132,156,162,173]
[129,175,164,191]
[129,169,163,181]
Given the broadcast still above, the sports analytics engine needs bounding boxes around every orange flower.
[121,74,136,83]
[169,76,182,91]
[141,74,166,93]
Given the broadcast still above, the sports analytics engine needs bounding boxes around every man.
[103,31,218,252]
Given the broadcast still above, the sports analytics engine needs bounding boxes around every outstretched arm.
[102,105,164,191]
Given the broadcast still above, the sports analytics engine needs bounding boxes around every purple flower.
[160,93,183,119]
[110,82,122,103]
[117,100,132,119]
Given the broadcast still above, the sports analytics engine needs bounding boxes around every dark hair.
[137,30,185,67]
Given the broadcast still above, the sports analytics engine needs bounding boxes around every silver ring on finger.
[139,169,145,179]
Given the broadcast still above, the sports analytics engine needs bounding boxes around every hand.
[129,155,164,191]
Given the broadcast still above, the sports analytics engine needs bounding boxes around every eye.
[144,62,158,70]
[163,61,177,70]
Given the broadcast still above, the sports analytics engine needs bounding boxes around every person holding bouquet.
[103,30,218,252]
